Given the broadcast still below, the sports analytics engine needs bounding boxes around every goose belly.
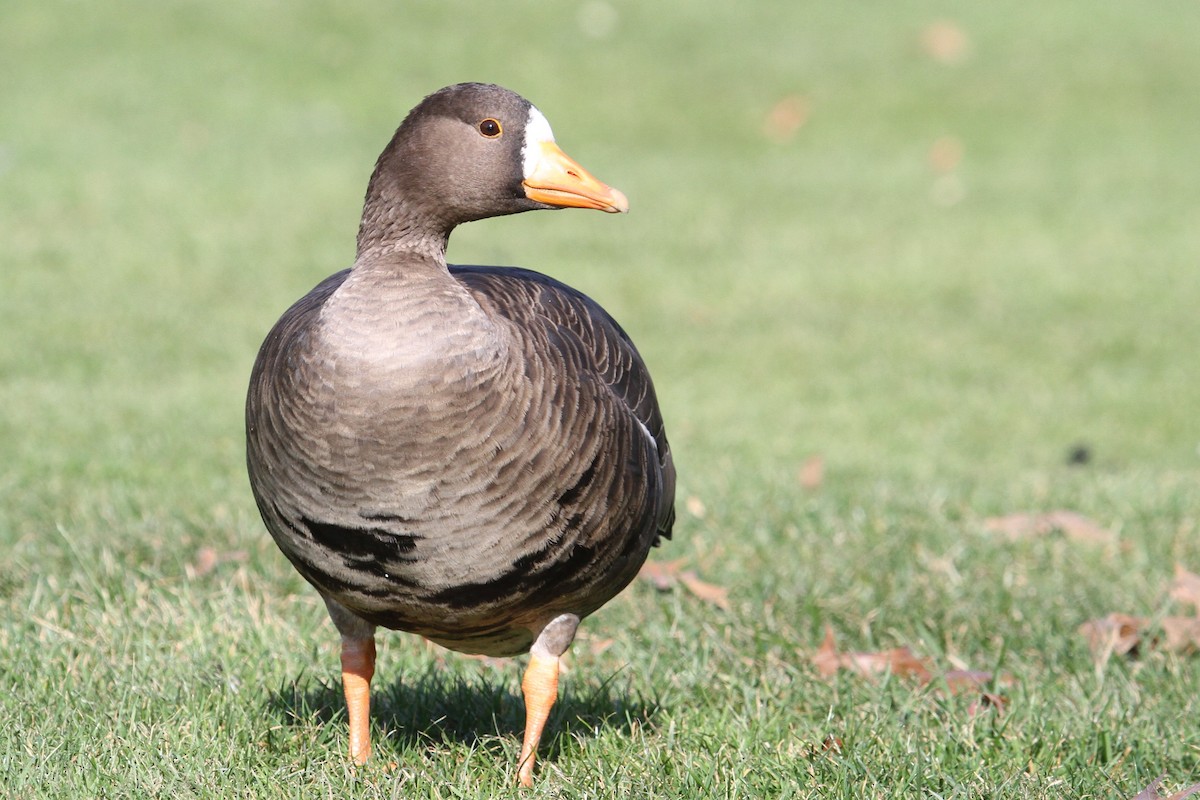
[252,352,659,657]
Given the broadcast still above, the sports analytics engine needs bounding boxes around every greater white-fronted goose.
[245,83,675,785]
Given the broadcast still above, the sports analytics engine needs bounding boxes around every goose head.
[358,83,627,255]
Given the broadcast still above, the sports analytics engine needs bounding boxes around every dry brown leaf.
[942,669,993,693]
[982,512,1040,538]
[920,20,971,64]
[639,561,728,610]
[1134,776,1168,800]
[965,692,1008,717]
[798,734,845,759]
[1166,783,1200,800]
[811,626,932,682]
[1081,611,1200,661]
[191,547,219,577]
[1161,616,1200,654]
[1134,776,1165,800]
[763,94,809,143]
[678,570,730,611]
[1079,612,1147,661]
[1072,564,1200,665]
[797,455,825,490]
[637,558,685,591]
[809,735,843,757]
[814,629,1007,712]
[852,647,931,681]
[983,510,1113,544]
[942,669,1010,714]
[928,135,965,174]
[1170,564,1200,615]
[1047,511,1115,544]
[812,626,842,678]
[188,546,248,578]
[1132,774,1200,800]
[587,637,616,657]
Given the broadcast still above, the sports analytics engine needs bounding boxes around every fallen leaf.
[812,626,841,678]
[806,735,842,757]
[797,455,825,490]
[1168,783,1200,800]
[1160,616,1200,654]
[639,561,728,609]
[1078,612,1146,661]
[1135,775,1167,800]
[920,20,971,64]
[763,94,809,143]
[637,559,685,591]
[813,629,1009,712]
[942,669,1012,714]
[983,510,1113,544]
[811,626,932,682]
[982,512,1038,538]
[192,547,218,577]
[1169,564,1200,615]
[1048,511,1115,544]
[942,669,993,693]
[187,547,249,578]
[1074,566,1200,665]
[1132,774,1200,800]
[928,135,965,174]
[587,637,615,656]
[678,570,730,611]
[965,692,1008,717]
[851,646,931,681]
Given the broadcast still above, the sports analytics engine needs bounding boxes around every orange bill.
[522,141,629,214]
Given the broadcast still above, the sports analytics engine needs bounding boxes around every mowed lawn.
[3,1,1199,797]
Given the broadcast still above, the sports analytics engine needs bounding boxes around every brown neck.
[355,192,455,264]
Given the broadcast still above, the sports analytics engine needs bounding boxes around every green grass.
[3,0,1200,797]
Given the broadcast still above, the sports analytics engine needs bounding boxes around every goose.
[245,82,675,785]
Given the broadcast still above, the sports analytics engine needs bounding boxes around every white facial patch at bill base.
[521,106,557,179]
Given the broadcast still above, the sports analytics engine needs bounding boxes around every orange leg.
[340,636,376,764]
[517,652,560,787]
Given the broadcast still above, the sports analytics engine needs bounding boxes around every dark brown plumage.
[245,83,674,784]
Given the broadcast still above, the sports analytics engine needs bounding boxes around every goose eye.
[478,118,502,138]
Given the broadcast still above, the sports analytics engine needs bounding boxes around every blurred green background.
[2,1,1199,797]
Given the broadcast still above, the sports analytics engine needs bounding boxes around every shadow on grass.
[263,659,660,763]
